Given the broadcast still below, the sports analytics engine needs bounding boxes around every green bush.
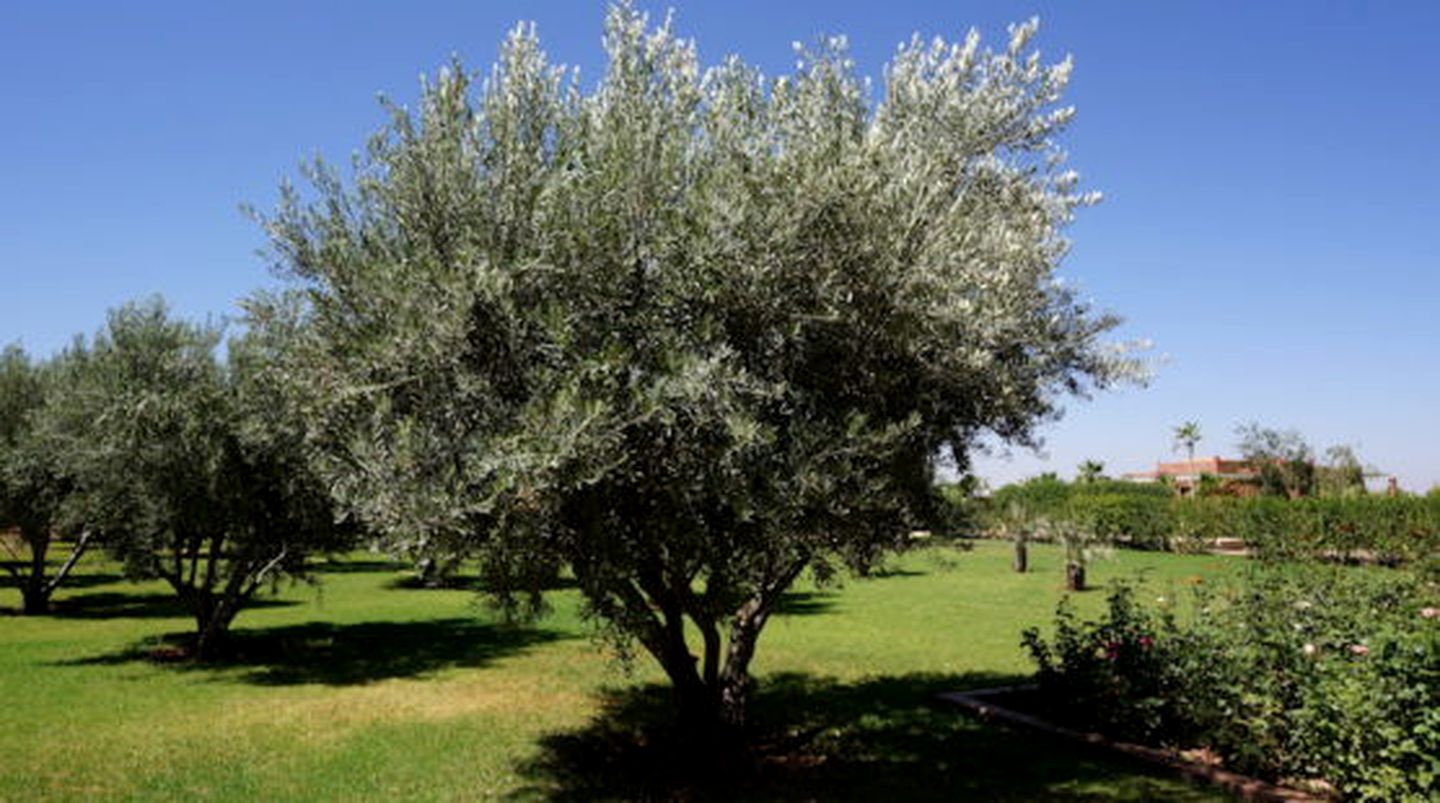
[981,476,1175,550]
[1066,494,1172,550]
[1022,583,1186,743]
[1024,566,1440,801]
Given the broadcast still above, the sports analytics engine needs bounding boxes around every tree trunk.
[1013,536,1028,573]
[21,584,50,615]
[193,601,240,661]
[713,598,769,734]
[652,632,737,750]
[176,584,241,661]
[19,527,51,615]
[1065,561,1085,591]
[651,604,763,750]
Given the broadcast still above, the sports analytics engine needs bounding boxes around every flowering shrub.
[1022,583,1186,743]
[1023,566,1440,801]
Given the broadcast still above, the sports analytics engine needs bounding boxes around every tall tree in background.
[60,300,349,657]
[1317,444,1368,498]
[1172,420,1202,464]
[1235,422,1315,498]
[251,4,1136,738]
[0,346,92,614]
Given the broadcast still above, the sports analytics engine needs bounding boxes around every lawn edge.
[937,686,1331,803]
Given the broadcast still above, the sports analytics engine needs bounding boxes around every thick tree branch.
[43,530,93,595]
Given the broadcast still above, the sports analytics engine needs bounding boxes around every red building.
[1123,457,1260,497]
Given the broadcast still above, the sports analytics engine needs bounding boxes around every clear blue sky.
[2,1,1436,490]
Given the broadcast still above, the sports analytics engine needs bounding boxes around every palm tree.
[1172,421,1203,464]
[1076,459,1105,484]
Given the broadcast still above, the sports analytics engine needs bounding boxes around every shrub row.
[968,480,1440,572]
[1023,567,1440,801]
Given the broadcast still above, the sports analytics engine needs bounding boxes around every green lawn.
[0,541,1242,801]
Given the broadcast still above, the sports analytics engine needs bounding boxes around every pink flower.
[1421,607,1439,619]
[1349,644,1370,656]
[1138,636,1154,650]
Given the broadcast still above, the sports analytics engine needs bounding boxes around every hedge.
[971,481,1440,571]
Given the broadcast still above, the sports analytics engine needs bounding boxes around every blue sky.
[1,1,1436,490]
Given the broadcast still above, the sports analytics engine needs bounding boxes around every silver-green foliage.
[0,344,93,614]
[56,300,347,656]
[251,4,1134,727]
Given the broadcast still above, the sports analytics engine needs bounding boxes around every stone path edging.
[937,685,1330,802]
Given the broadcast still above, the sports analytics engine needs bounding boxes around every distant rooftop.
[1123,457,1258,482]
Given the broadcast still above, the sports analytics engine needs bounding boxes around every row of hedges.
[1172,496,1440,567]
[965,478,1440,572]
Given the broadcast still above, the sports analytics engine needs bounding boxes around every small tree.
[1076,459,1106,484]
[1057,502,1113,591]
[992,502,1036,573]
[61,300,349,658]
[0,346,93,614]
[1172,420,1202,464]
[252,5,1134,738]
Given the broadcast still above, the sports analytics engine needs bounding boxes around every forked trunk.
[649,600,768,751]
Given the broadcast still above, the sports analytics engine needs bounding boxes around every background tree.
[1172,420,1202,464]
[0,345,93,614]
[1076,459,1106,484]
[61,300,349,657]
[1317,444,1369,498]
[251,5,1135,739]
[1235,422,1314,498]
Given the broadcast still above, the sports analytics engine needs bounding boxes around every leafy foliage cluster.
[0,345,91,614]
[1235,423,1371,499]
[1024,568,1440,801]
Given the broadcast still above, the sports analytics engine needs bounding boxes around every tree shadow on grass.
[511,671,1227,802]
[41,591,297,620]
[386,574,581,593]
[308,557,413,574]
[62,617,566,687]
[771,591,838,617]
[861,567,926,579]
[0,568,127,592]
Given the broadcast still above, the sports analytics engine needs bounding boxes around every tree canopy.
[1172,420,1202,463]
[0,344,93,614]
[250,4,1135,735]
[1235,422,1316,499]
[57,300,349,656]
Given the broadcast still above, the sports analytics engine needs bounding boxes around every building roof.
[1122,457,1259,482]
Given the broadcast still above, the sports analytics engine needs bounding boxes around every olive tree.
[0,345,93,614]
[62,300,348,657]
[251,4,1135,737]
